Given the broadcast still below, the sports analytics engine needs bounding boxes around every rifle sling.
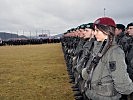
[86,39,112,89]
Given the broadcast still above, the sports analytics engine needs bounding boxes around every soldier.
[115,24,125,43]
[73,24,87,60]
[75,23,95,100]
[123,23,133,100]
[115,22,133,82]
[82,17,133,100]
[127,22,133,36]
[75,23,95,73]
[125,22,133,81]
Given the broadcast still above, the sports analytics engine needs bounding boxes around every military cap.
[67,29,71,33]
[64,32,67,34]
[67,28,75,33]
[116,24,125,32]
[94,17,116,27]
[70,28,75,32]
[127,22,133,29]
[77,24,86,29]
[85,23,94,30]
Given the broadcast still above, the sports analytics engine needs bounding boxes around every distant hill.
[0,32,28,40]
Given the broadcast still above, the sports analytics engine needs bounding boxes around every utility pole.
[10,32,12,39]
[42,29,44,34]
[4,32,6,40]
[36,30,38,38]
[48,30,50,38]
[17,31,19,39]
[23,30,24,36]
[30,31,31,39]
[104,8,106,17]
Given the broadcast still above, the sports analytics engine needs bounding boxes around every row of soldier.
[0,38,61,46]
[61,17,133,100]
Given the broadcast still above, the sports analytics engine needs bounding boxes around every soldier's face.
[76,30,81,36]
[94,27,108,41]
[83,28,94,39]
[115,28,122,36]
[79,29,86,38]
[127,26,133,36]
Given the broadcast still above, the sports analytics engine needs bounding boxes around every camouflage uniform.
[116,33,133,81]
[82,41,133,100]
[115,32,125,44]
[116,34,131,55]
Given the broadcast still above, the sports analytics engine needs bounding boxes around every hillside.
[0,32,28,40]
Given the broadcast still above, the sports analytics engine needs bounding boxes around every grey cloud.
[0,0,133,35]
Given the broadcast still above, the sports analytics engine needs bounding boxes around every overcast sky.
[0,0,133,36]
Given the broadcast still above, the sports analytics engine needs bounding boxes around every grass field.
[0,43,74,100]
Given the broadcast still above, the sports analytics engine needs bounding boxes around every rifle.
[74,39,94,73]
[74,39,95,93]
[86,39,110,89]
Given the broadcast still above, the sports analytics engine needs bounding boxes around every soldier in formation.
[61,18,133,100]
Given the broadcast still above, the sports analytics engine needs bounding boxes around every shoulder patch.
[109,61,116,72]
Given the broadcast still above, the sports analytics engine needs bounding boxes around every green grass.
[0,44,74,100]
